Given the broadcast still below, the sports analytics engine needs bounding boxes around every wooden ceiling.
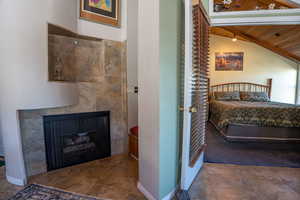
[214,0,299,11]
[211,25,300,62]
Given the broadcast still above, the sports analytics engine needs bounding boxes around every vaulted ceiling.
[211,25,300,63]
[214,0,300,11]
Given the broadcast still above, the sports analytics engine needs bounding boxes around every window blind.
[189,4,210,167]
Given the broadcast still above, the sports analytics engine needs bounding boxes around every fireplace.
[43,111,111,171]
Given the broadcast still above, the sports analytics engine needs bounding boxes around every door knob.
[189,106,198,113]
[179,106,197,113]
[179,106,185,112]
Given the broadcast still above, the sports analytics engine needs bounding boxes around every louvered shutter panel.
[189,5,210,166]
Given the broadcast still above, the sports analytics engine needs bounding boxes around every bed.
[209,79,300,142]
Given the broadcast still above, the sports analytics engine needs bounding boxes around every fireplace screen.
[44,111,111,171]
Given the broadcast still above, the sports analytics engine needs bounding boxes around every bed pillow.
[240,92,270,102]
[214,91,240,101]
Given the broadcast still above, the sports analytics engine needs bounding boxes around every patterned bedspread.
[210,100,300,129]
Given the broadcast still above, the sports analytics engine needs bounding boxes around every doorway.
[182,1,299,199]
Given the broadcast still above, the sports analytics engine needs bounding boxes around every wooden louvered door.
[180,0,210,190]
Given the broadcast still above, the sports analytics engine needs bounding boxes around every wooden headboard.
[209,79,273,98]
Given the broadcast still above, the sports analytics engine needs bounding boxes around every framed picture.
[215,52,244,71]
[80,0,120,28]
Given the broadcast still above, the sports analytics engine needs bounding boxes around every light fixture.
[232,34,237,42]
[268,3,276,10]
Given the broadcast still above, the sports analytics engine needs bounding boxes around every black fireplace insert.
[43,111,111,171]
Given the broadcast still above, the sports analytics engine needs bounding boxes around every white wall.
[209,35,298,104]
[0,0,78,185]
[47,0,77,32]
[138,0,160,198]
[0,0,129,186]
[77,0,127,41]
[127,0,139,130]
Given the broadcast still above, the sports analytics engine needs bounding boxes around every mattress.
[210,100,300,129]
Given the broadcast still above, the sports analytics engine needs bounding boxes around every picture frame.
[80,0,121,28]
[215,52,244,71]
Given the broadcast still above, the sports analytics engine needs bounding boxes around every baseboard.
[6,175,26,186]
[161,186,177,200]
[137,182,177,200]
[137,182,156,200]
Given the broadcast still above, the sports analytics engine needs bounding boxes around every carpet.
[9,184,103,200]
[204,123,300,168]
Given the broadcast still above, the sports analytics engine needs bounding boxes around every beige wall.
[209,35,298,104]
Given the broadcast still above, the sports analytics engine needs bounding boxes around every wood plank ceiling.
[211,25,300,63]
[214,0,299,11]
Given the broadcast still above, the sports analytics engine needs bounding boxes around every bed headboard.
[209,79,273,98]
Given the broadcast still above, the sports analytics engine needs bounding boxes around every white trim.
[211,15,300,26]
[181,0,194,190]
[180,0,204,191]
[208,0,300,26]
[161,186,177,200]
[137,182,156,200]
[6,175,26,186]
[209,0,214,16]
[137,182,177,200]
[212,9,300,16]
[181,153,204,190]
[209,0,300,16]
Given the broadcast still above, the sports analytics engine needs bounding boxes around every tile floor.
[189,163,300,200]
[1,155,300,200]
[0,155,146,200]
[0,165,23,200]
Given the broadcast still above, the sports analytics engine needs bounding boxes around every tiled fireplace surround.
[19,34,128,177]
